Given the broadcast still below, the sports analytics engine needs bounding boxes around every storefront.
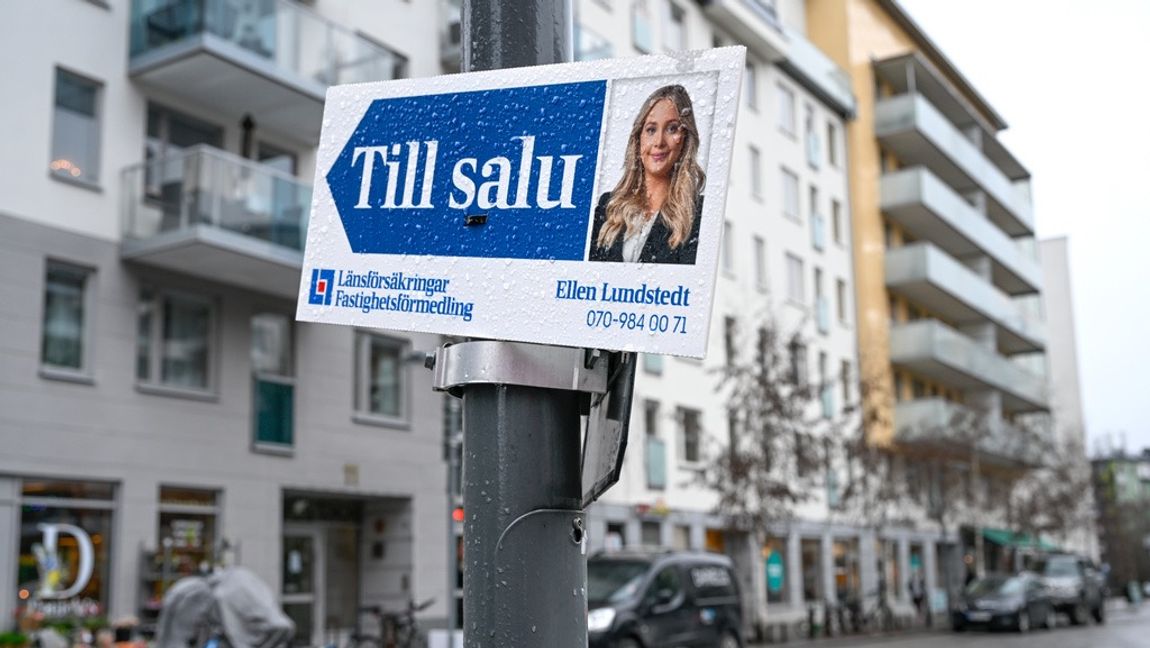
[10,479,117,625]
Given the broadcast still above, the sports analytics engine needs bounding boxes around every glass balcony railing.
[129,0,407,87]
[811,212,826,251]
[646,437,667,490]
[816,296,830,334]
[123,145,312,251]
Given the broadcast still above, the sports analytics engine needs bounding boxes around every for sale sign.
[297,48,744,358]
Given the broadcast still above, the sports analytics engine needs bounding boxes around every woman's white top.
[622,212,658,263]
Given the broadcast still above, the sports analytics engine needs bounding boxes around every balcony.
[889,320,1048,413]
[704,0,788,62]
[881,168,1041,295]
[129,0,406,143]
[875,93,1034,237]
[121,145,310,298]
[894,398,1041,467]
[780,27,855,118]
[886,243,1045,354]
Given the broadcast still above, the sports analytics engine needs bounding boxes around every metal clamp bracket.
[432,341,608,396]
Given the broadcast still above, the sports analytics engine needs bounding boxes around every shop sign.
[34,523,94,600]
[296,48,745,358]
[765,550,785,593]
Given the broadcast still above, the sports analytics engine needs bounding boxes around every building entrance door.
[282,526,324,647]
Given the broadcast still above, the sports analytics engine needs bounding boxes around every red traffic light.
[452,506,465,523]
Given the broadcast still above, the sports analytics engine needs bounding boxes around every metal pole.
[445,395,461,639]
[434,342,599,648]
[450,5,580,647]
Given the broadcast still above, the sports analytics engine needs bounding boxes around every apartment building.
[806,0,1052,601]
[571,0,892,635]
[0,1,453,643]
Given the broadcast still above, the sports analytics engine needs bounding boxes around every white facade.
[0,1,451,643]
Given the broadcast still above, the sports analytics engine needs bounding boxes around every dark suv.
[1029,554,1106,625]
[587,548,743,648]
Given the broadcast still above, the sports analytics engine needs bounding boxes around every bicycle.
[346,598,434,648]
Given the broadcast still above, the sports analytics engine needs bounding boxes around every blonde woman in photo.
[590,84,706,264]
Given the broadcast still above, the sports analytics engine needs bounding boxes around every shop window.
[41,261,93,375]
[354,331,408,425]
[136,288,215,392]
[146,488,221,613]
[640,521,662,546]
[51,68,102,185]
[800,538,821,602]
[252,313,295,449]
[17,479,115,620]
[762,536,787,603]
[833,538,861,603]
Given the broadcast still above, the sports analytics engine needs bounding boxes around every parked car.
[952,572,1054,633]
[1030,554,1106,625]
[587,548,744,648]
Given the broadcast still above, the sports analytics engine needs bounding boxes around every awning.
[982,527,1060,552]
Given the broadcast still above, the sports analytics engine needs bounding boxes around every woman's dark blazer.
[587,191,703,264]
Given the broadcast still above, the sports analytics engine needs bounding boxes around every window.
[827,122,839,167]
[643,353,664,375]
[575,24,613,61]
[819,351,832,418]
[836,279,848,323]
[156,487,220,587]
[831,199,843,245]
[912,378,926,399]
[749,146,762,198]
[833,539,862,603]
[51,68,102,184]
[41,262,92,374]
[673,525,692,550]
[355,332,408,423]
[721,220,734,275]
[753,236,767,290]
[252,313,294,448]
[786,253,805,304]
[801,538,822,602]
[18,479,115,617]
[665,2,686,51]
[815,267,828,333]
[744,62,757,110]
[788,341,808,386]
[809,185,819,222]
[645,400,666,490]
[137,289,214,391]
[631,0,653,52]
[763,537,788,603]
[840,360,851,408]
[690,564,735,600]
[645,565,682,602]
[776,82,795,136]
[723,317,737,366]
[679,407,702,464]
[804,103,820,168]
[781,167,799,221]
[641,521,662,546]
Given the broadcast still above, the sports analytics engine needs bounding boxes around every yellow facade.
[804,0,1006,444]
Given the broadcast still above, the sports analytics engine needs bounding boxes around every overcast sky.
[898,0,1150,455]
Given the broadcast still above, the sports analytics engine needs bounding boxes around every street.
[757,604,1150,648]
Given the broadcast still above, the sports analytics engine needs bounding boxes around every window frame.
[50,66,104,189]
[135,287,218,398]
[753,236,767,291]
[251,312,296,452]
[678,406,703,466]
[749,145,763,199]
[40,259,96,383]
[664,1,687,52]
[781,167,800,222]
[744,61,758,110]
[831,199,843,246]
[785,252,805,305]
[776,82,796,137]
[353,330,411,428]
[836,278,849,324]
[631,0,654,53]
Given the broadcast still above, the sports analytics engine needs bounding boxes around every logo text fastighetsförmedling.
[309,269,474,321]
